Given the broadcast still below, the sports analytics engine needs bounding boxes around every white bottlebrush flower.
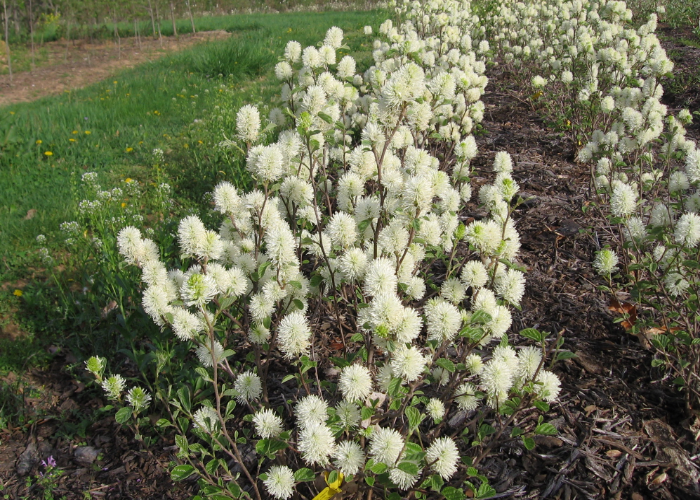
[247,144,284,182]
[196,339,225,368]
[253,408,284,438]
[339,248,368,282]
[102,374,126,400]
[675,213,700,248]
[440,278,466,304]
[334,441,365,475]
[234,371,262,403]
[593,249,619,276]
[454,382,479,411]
[665,272,690,297]
[324,26,344,48]
[600,96,615,113]
[364,258,398,297]
[534,370,561,402]
[171,308,204,341]
[364,25,372,35]
[181,272,218,306]
[465,220,502,255]
[142,285,172,326]
[610,183,637,217]
[249,323,271,345]
[193,405,220,434]
[426,398,446,422]
[461,260,488,288]
[335,400,361,429]
[327,212,358,249]
[236,104,261,143]
[338,364,373,402]
[493,151,513,173]
[425,298,462,341]
[531,75,546,88]
[126,386,151,412]
[213,181,241,214]
[178,215,206,258]
[277,311,312,359]
[284,40,302,62]
[669,171,690,193]
[426,437,459,480]
[494,268,526,306]
[296,395,328,428]
[516,346,542,382]
[391,346,426,382]
[117,226,144,265]
[337,55,356,79]
[264,465,295,500]
[369,427,404,465]
[390,466,420,490]
[465,354,484,375]
[481,359,515,402]
[298,422,336,466]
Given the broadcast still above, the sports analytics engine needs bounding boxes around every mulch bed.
[1,23,700,500]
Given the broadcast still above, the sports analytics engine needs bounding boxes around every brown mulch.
[2,24,700,500]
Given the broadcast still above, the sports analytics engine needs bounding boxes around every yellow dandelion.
[121,202,127,208]
[126,147,133,152]
[13,289,23,297]
[36,139,42,144]
[138,141,143,145]
[69,138,76,142]
[72,130,78,134]
[125,178,133,183]
[113,81,117,84]
[198,140,203,144]
[44,151,53,156]
[183,144,189,149]
[85,131,91,135]
[9,111,15,115]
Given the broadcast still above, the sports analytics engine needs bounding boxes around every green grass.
[0,9,386,270]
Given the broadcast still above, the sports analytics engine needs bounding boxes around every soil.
[1,23,700,500]
[0,30,231,107]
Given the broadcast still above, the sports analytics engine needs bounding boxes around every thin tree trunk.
[1,0,11,83]
[28,0,35,70]
[135,20,141,50]
[64,18,70,63]
[169,1,177,38]
[147,0,156,38]
[155,1,162,47]
[186,0,195,34]
[112,8,120,59]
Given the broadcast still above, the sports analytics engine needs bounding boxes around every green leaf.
[510,427,524,437]
[350,332,364,342]
[476,483,497,499]
[294,468,315,482]
[365,476,375,487]
[156,418,173,428]
[520,328,545,343]
[651,358,665,367]
[397,461,419,475]
[405,406,424,431]
[370,462,388,474]
[523,436,536,450]
[361,406,374,421]
[441,486,466,500]
[205,458,219,475]
[175,434,188,455]
[327,470,339,485]
[255,438,288,456]
[115,406,132,424]
[227,483,241,498]
[533,401,550,412]
[387,377,405,398]
[555,351,576,361]
[171,464,196,481]
[535,423,558,436]
[435,358,455,373]
[470,310,492,325]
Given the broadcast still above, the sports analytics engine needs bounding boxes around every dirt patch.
[0,31,231,107]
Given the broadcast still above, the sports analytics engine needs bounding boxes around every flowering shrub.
[482,0,700,410]
[86,2,569,498]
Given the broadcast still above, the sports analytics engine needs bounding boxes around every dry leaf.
[609,296,637,330]
[606,449,623,459]
[24,209,37,220]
